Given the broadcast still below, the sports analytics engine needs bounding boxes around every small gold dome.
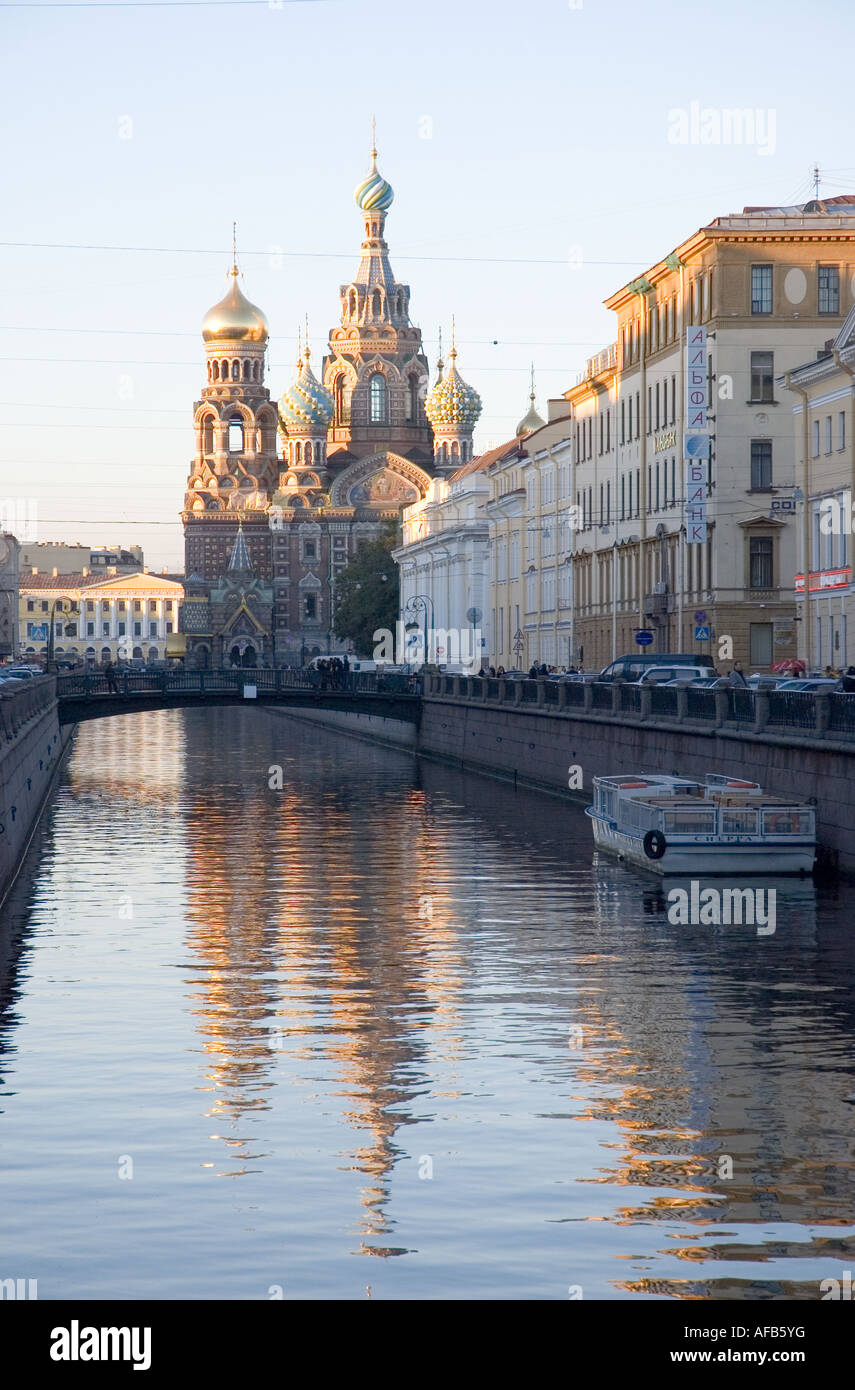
[202,270,269,343]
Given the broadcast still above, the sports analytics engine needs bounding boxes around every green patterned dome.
[279,351,333,435]
[424,349,482,432]
[354,148,394,213]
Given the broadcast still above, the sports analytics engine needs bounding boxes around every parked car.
[634,664,716,685]
[776,678,838,692]
[746,674,786,690]
[598,653,715,682]
[662,675,728,689]
[2,668,36,679]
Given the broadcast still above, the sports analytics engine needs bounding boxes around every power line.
[0,239,654,269]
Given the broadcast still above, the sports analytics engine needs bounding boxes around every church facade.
[181,146,481,667]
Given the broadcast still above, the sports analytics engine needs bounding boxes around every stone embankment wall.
[0,677,73,905]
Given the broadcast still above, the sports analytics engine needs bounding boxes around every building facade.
[0,533,20,660]
[19,571,183,664]
[781,302,855,669]
[182,145,459,667]
[563,197,855,671]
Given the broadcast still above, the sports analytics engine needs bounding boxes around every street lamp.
[47,596,77,672]
[404,592,434,666]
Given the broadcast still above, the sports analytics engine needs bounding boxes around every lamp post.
[404,592,434,666]
[47,596,76,673]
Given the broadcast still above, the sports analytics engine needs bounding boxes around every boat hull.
[586,810,815,876]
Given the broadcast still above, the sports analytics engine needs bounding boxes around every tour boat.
[585,773,816,875]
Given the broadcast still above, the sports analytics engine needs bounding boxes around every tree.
[333,524,400,656]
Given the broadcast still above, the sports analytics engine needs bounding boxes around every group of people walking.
[312,656,350,690]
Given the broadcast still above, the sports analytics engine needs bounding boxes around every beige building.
[20,571,183,664]
[486,414,574,669]
[781,303,855,670]
[564,195,855,672]
[19,541,145,574]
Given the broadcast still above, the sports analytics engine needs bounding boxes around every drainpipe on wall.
[784,371,812,672]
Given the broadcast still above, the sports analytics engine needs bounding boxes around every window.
[27,599,33,612]
[671,374,676,424]
[406,375,420,422]
[133,622,141,636]
[118,622,125,636]
[228,416,243,452]
[149,622,157,637]
[118,601,126,611]
[166,622,173,634]
[818,265,839,315]
[750,440,773,489]
[334,376,348,425]
[87,622,94,636]
[303,540,316,560]
[166,600,173,612]
[813,419,820,457]
[749,536,773,589]
[751,264,772,314]
[825,416,833,454]
[134,600,141,612]
[304,595,316,620]
[369,373,387,424]
[750,622,773,667]
[839,411,846,450]
[86,600,94,612]
[102,623,110,637]
[749,351,774,403]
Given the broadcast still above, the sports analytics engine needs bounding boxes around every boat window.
[663,810,717,833]
[721,809,759,834]
[762,810,812,835]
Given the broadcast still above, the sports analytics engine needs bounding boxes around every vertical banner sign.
[685,326,709,544]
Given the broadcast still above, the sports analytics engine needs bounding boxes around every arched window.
[305,441,313,466]
[232,360,240,381]
[221,360,228,380]
[295,442,302,465]
[228,416,243,452]
[397,292,403,317]
[334,376,346,424]
[243,359,250,381]
[369,372,387,424]
[407,375,419,422]
[202,417,214,454]
[253,360,260,381]
[212,360,219,381]
[372,290,382,319]
[349,289,357,319]
[451,441,460,462]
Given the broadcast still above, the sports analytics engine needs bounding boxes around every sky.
[2,0,855,570]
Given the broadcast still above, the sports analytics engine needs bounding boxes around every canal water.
[1,706,854,1301]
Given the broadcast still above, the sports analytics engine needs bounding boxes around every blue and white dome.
[354,148,394,213]
[424,348,482,432]
[278,352,334,435]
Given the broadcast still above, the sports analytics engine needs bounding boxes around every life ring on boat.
[643,829,667,860]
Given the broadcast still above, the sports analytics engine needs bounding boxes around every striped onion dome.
[278,351,333,435]
[354,148,394,213]
[424,348,482,431]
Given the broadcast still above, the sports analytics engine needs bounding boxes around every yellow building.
[20,570,184,664]
[781,304,855,670]
[564,195,855,672]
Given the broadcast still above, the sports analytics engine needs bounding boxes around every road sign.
[635,630,654,646]
[694,609,707,624]
[694,624,710,642]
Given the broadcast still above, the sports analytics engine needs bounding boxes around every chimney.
[82,567,89,577]
[52,567,58,577]
[32,567,38,575]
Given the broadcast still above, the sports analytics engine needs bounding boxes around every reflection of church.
[181,142,482,666]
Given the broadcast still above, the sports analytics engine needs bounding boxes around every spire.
[232,220,238,277]
[516,363,546,438]
[228,520,252,572]
[450,316,457,362]
[436,326,444,381]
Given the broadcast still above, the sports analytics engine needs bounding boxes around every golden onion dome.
[202,269,269,343]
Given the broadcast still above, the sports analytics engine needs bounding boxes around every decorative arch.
[329,450,432,508]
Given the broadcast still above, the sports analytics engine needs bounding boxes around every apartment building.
[20,570,183,664]
[564,196,855,671]
[780,303,855,669]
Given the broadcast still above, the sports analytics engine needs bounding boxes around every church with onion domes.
[181,142,484,667]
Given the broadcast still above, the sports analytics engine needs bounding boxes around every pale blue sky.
[3,0,854,568]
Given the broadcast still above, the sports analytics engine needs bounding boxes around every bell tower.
[323,137,433,466]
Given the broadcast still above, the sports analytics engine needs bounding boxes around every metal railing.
[423,674,855,741]
[56,668,420,700]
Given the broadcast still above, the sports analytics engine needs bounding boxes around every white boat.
[585,773,816,875]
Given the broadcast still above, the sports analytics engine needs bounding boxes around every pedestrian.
[528,663,538,679]
[837,665,855,693]
[104,659,119,695]
[727,661,748,688]
[497,666,505,677]
[488,665,496,677]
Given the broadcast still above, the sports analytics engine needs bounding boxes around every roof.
[21,569,184,595]
[449,436,520,482]
[21,572,105,591]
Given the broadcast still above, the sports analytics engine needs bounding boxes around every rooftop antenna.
[812,163,821,200]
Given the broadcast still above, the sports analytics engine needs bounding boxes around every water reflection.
[0,708,854,1298]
